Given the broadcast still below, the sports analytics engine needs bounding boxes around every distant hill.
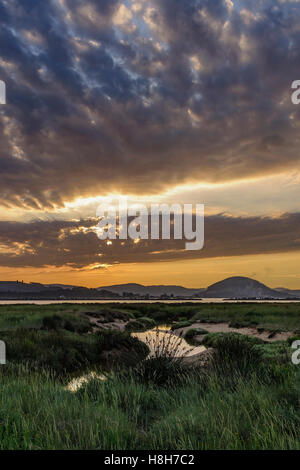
[275,287,300,298]
[45,284,78,290]
[97,283,204,297]
[0,281,46,292]
[0,281,119,300]
[202,276,290,299]
[96,277,300,299]
[0,277,298,299]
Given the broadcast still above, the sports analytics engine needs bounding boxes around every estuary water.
[133,327,206,358]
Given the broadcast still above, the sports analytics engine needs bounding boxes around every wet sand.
[172,322,295,342]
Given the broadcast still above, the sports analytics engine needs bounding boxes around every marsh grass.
[125,317,156,332]
[0,327,148,375]
[128,328,196,387]
[145,327,191,358]
[184,328,208,345]
[0,304,299,449]
[0,302,300,332]
[0,359,299,450]
[171,320,194,330]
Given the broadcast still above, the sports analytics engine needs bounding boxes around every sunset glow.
[0,0,300,288]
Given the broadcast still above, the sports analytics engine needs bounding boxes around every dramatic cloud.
[0,213,300,268]
[0,0,300,208]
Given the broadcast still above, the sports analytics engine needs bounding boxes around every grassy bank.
[0,302,299,332]
[0,337,299,450]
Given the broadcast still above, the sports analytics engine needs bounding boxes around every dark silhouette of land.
[0,277,299,300]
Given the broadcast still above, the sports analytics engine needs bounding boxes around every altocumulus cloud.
[0,0,300,208]
[0,214,300,268]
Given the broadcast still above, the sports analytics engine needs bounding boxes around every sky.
[1,0,300,288]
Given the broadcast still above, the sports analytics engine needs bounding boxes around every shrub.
[171,320,193,331]
[96,329,149,367]
[42,313,91,333]
[2,328,98,374]
[203,332,294,385]
[1,328,148,375]
[84,309,133,323]
[126,329,200,387]
[268,330,281,339]
[130,356,193,387]
[202,332,264,375]
[229,320,258,329]
[141,308,175,323]
[96,329,148,353]
[125,317,156,332]
[125,320,146,332]
[138,317,156,328]
[184,328,208,345]
[287,335,300,346]
[42,315,64,330]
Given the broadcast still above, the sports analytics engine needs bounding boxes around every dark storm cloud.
[0,213,300,268]
[0,0,300,207]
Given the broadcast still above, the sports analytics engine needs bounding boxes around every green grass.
[0,359,299,450]
[0,327,148,376]
[0,304,135,330]
[0,303,299,449]
[125,317,156,332]
[0,302,299,332]
[42,313,92,333]
[171,320,194,330]
[184,327,208,345]
[188,303,300,332]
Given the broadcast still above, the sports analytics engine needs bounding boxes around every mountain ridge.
[0,277,298,299]
[96,283,204,297]
[202,276,284,299]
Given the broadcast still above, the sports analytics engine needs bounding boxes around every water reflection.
[67,327,206,392]
[133,328,206,358]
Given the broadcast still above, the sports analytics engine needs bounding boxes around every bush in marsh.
[171,320,193,330]
[138,317,156,328]
[0,361,299,450]
[125,317,156,332]
[124,328,197,387]
[83,309,134,323]
[202,332,294,385]
[184,327,208,345]
[1,328,148,375]
[1,328,97,374]
[42,313,91,333]
[229,320,259,329]
[95,329,149,368]
[128,356,198,387]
